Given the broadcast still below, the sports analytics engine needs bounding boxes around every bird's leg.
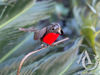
[41,43,57,48]
[40,42,48,48]
[40,44,46,48]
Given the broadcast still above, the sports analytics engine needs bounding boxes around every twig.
[17,37,69,75]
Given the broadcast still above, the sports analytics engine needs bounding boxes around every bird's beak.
[57,28,61,34]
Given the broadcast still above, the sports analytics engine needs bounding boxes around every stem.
[17,37,69,75]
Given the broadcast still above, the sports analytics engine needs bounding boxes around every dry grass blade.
[17,37,69,75]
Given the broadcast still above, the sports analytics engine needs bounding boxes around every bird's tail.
[19,27,38,32]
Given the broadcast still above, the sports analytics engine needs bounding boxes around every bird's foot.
[40,44,46,48]
[40,44,49,48]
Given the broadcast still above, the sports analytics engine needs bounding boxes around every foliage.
[0,0,100,75]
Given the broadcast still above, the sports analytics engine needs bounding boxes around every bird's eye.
[52,28,54,30]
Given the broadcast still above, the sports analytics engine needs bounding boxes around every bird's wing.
[34,27,47,40]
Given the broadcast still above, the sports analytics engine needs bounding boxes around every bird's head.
[47,23,63,35]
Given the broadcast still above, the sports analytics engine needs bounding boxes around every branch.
[17,37,69,75]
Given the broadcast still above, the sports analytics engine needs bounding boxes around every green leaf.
[0,38,82,75]
[11,38,82,75]
[0,0,55,63]
[72,0,97,54]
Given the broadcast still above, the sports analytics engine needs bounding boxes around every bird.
[19,23,63,45]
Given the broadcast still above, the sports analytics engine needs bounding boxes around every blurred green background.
[0,0,100,75]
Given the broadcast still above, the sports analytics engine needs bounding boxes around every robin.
[19,23,63,46]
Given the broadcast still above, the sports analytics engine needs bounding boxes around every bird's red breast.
[42,33,60,45]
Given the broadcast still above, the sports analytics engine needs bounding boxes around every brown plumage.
[19,23,63,41]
